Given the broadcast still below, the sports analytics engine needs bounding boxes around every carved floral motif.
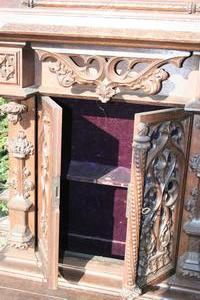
[10,131,34,159]
[37,50,187,103]
[0,54,15,82]
[0,101,27,124]
[185,188,199,219]
[190,153,200,176]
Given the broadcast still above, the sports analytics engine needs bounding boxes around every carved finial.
[137,122,149,136]
[10,131,34,159]
[133,123,151,150]
[0,102,27,124]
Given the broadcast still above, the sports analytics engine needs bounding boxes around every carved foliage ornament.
[37,50,187,103]
[190,153,200,177]
[0,102,27,124]
[10,131,34,159]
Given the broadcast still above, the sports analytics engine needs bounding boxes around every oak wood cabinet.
[0,1,199,299]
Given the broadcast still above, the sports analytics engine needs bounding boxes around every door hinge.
[52,176,60,208]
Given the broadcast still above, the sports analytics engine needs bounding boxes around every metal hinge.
[52,176,60,208]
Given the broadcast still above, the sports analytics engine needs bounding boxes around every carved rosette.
[37,50,187,103]
[123,123,150,299]
[0,101,27,124]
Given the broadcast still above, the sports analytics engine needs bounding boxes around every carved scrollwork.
[37,50,187,103]
[136,117,190,287]
[10,131,34,159]
[0,54,15,82]
[0,101,27,124]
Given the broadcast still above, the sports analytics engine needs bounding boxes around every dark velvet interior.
[56,98,161,260]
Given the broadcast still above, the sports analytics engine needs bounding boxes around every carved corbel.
[0,101,27,124]
[123,122,150,299]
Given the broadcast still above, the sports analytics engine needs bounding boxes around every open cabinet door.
[123,108,193,297]
[37,96,62,289]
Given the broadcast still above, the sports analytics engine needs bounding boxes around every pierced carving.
[136,118,190,288]
[10,131,34,159]
[37,50,187,103]
[0,101,27,124]
[0,54,15,82]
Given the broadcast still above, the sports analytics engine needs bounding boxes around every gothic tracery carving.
[37,50,187,103]
[137,117,190,287]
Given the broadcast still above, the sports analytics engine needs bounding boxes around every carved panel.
[136,115,191,288]
[37,50,187,103]
[0,53,18,84]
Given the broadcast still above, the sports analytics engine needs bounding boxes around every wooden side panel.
[37,96,62,289]
[123,108,193,297]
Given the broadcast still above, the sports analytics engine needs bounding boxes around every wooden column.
[0,97,35,249]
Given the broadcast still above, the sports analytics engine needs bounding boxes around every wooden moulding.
[22,0,200,14]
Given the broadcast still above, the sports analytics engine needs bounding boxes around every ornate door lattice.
[38,96,62,289]
[136,109,193,288]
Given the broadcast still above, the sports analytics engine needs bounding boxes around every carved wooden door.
[37,96,62,289]
[124,108,193,296]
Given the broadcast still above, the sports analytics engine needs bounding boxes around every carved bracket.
[190,153,200,177]
[37,50,187,103]
[0,101,27,124]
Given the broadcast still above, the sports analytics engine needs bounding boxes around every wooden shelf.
[66,160,130,188]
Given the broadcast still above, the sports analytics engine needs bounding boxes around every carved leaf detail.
[37,50,187,102]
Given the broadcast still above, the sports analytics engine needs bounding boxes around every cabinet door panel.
[37,96,62,289]
[124,108,193,295]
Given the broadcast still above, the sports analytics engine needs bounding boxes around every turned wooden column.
[122,122,150,300]
[0,98,35,249]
